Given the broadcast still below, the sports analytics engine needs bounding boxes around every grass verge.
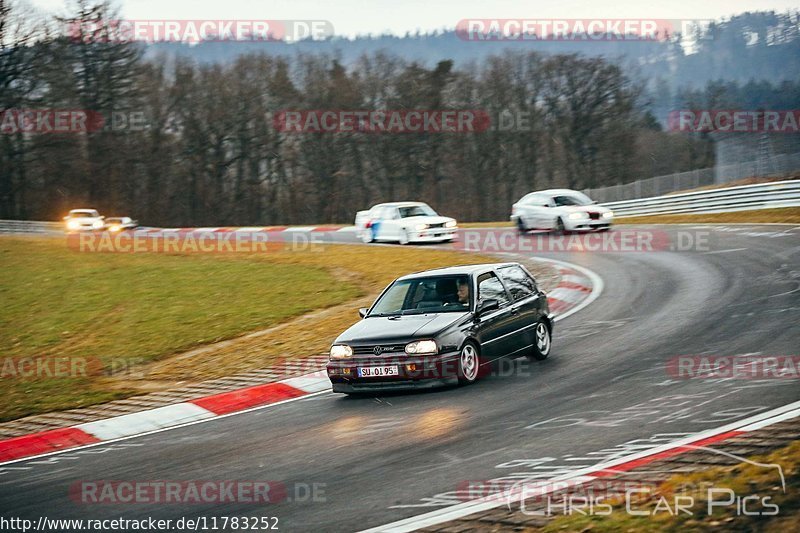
[0,237,504,420]
[615,207,800,225]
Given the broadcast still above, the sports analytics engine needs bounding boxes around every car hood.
[401,215,455,225]
[558,205,610,214]
[335,312,469,344]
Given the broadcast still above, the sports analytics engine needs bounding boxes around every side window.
[523,194,544,206]
[477,272,511,308]
[498,266,537,301]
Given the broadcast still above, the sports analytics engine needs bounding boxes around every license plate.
[358,365,399,378]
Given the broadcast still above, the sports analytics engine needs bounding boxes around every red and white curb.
[0,259,598,466]
[361,399,800,533]
[130,226,356,236]
[0,372,330,464]
[536,257,601,320]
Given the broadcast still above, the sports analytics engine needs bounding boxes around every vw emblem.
[373,346,384,355]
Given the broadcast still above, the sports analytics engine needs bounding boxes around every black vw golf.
[327,262,552,393]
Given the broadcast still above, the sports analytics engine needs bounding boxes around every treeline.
[5,1,777,225]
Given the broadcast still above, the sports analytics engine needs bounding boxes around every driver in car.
[456,278,469,305]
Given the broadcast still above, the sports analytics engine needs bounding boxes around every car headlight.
[92,220,103,228]
[405,340,438,355]
[603,211,613,219]
[415,223,429,231]
[109,225,121,232]
[66,220,80,230]
[445,220,457,228]
[329,345,353,359]
[567,212,588,220]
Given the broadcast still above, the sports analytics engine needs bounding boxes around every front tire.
[458,342,481,384]
[516,218,528,234]
[529,321,551,361]
[555,217,566,234]
[398,229,411,245]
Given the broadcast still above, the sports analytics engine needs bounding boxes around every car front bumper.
[564,218,613,231]
[408,228,457,242]
[327,352,461,393]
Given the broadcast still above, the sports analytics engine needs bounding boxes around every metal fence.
[0,219,62,234]
[602,180,800,218]
[585,152,800,203]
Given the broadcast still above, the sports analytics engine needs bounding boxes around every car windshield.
[106,218,122,223]
[70,211,97,217]
[369,275,470,316]
[398,204,436,218]
[553,193,593,206]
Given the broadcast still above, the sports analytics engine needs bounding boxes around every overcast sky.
[27,0,800,38]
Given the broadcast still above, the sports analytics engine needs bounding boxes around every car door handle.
[510,307,519,315]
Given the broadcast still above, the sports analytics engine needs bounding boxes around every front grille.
[352,344,406,356]
[428,223,445,229]
[588,212,600,220]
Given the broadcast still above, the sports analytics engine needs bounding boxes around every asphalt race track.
[1,224,799,532]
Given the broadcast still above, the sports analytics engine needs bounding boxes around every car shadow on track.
[334,357,557,402]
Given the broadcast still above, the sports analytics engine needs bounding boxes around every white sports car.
[355,202,458,244]
[63,209,105,232]
[511,189,613,233]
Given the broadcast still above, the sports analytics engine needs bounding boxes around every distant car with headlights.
[355,201,457,244]
[511,189,613,233]
[104,217,137,232]
[63,209,104,231]
[327,262,552,394]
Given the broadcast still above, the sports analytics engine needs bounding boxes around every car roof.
[70,208,98,213]
[525,189,585,197]
[372,201,428,208]
[398,262,520,280]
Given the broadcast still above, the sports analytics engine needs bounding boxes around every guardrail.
[0,219,62,234]
[2,182,799,233]
[603,180,800,218]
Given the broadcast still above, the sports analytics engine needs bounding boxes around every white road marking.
[361,399,800,532]
[75,403,215,440]
[702,247,748,254]
[532,257,604,322]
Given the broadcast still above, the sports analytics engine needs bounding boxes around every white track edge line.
[360,400,800,532]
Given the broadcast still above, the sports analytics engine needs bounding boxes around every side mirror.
[476,299,499,316]
[358,308,368,318]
